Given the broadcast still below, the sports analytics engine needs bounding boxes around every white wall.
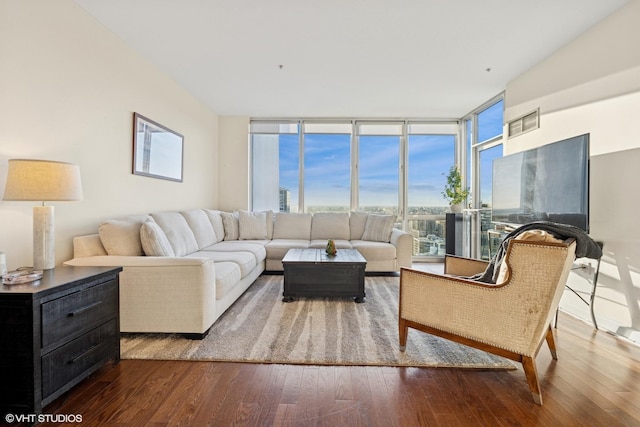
[218,116,250,211]
[0,0,219,270]
[504,0,640,342]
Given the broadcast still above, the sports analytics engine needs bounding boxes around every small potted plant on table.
[326,239,337,256]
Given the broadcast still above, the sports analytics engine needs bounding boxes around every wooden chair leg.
[399,318,408,351]
[545,325,558,360]
[522,356,543,405]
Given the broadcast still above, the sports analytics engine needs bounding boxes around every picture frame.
[132,113,184,182]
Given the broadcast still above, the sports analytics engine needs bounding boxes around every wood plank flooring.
[31,311,640,427]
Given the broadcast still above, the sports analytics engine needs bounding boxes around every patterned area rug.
[121,275,514,369]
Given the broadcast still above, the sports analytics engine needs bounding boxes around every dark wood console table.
[0,266,122,415]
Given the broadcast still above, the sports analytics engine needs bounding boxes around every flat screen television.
[491,134,590,232]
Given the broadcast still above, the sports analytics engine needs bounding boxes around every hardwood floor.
[30,311,640,427]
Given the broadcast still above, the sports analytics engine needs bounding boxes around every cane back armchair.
[399,237,577,405]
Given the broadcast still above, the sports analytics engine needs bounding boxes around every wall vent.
[507,109,539,138]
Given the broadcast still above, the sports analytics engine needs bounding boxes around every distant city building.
[408,218,446,256]
[279,187,290,212]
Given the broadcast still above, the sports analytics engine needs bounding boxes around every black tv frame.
[491,134,590,232]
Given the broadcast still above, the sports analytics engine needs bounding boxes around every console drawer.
[41,319,118,399]
[0,266,121,415]
[41,279,118,348]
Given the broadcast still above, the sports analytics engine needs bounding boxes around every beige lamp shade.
[3,159,83,270]
[3,159,83,201]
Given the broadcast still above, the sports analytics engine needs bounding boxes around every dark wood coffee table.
[282,248,367,303]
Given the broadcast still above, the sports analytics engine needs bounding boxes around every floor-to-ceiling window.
[303,123,352,213]
[250,121,300,212]
[406,123,458,258]
[463,95,504,259]
[250,119,460,260]
[478,144,503,258]
[357,122,401,216]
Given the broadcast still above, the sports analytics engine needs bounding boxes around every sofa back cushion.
[349,212,369,240]
[311,212,350,240]
[204,209,225,243]
[73,234,107,258]
[273,213,312,240]
[181,209,217,249]
[151,211,199,256]
[98,215,149,256]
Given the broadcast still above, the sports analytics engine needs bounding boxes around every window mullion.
[400,123,407,222]
[351,121,358,212]
[298,120,304,213]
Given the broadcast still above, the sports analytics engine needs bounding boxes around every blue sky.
[279,133,456,208]
[277,100,503,209]
[477,100,504,204]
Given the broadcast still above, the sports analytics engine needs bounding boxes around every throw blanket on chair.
[471,221,603,284]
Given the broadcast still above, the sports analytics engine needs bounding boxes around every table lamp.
[3,159,83,270]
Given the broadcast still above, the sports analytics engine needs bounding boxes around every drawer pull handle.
[68,344,99,364]
[68,300,102,317]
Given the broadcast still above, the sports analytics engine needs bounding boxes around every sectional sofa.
[64,209,413,338]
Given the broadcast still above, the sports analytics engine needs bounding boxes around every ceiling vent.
[508,109,539,138]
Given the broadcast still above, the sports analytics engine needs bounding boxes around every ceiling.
[74,0,628,119]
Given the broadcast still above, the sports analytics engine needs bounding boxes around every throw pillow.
[221,211,239,240]
[361,214,397,243]
[265,210,274,239]
[140,220,175,257]
[496,229,563,283]
[515,229,563,243]
[238,210,268,240]
[98,215,149,256]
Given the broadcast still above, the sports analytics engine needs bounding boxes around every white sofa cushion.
[202,240,267,264]
[351,240,397,260]
[213,261,242,300]
[266,239,310,260]
[221,211,240,240]
[204,209,225,243]
[181,209,217,249]
[186,250,256,278]
[349,211,369,240]
[73,234,107,257]
[309,239,352,249]
[238,210,268,240]
[273,212,312,240]
[98,215,149,256]
[311,212,350,240]
[140,220,175,257]
[151,211,199,257]
[361,214,397,242]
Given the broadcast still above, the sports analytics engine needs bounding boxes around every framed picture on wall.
[132,113,184,182]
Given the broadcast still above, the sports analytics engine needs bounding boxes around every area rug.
[120,275,514,369]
